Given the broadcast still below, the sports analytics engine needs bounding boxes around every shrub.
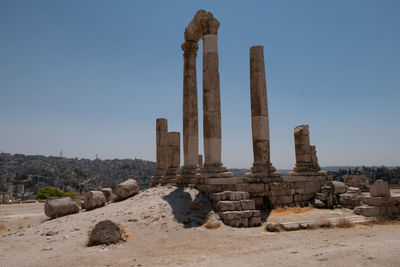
[0,224,8,234]
[36,187,76,199]
[204,221,220,229]
[336,219,355,228]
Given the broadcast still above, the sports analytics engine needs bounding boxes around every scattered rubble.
[342,175,369,192]
[354,180,400,218]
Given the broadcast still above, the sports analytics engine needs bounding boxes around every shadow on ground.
[162,187,212,228]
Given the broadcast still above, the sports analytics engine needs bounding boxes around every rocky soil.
[1,186,400,267]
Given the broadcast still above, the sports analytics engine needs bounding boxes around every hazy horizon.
[1,1,399,169]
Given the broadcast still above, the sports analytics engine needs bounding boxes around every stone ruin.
[149,10,398,227]
[342,174,370,192]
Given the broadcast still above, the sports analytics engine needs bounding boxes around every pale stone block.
[203,34,218,53]
[370,179,390,197]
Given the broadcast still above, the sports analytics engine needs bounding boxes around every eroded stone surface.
[88,220,121,246]
[370,179,390,197]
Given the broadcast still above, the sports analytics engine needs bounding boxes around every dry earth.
[1,186,400,267]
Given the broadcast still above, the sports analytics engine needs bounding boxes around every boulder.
[101,188,114,202]
[88,220,121,246]
[370,180,390,197]
[84,191,106,210]
[266,223,280,232]
[44,197,80,219]
[115,179,139,200]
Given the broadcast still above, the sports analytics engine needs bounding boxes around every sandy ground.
[1,186,400,267]
[0,202,46,232]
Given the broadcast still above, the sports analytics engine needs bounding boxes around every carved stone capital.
[181,40,198,53]
[202,17,220,35]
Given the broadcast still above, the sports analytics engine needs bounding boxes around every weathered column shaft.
[250,46,271,170]
[293,124,320,172]
[294,125,311,164]
[167,132,180,169]
[202,33,222,167]
[182,41,199,172]
[156,118,168,174]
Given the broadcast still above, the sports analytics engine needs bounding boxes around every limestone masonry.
[149,10,398,227]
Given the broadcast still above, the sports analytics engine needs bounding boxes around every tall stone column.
[181,40,199,174]
[249,46,276,175]
[150,118,168,186]
[201,17,226,173]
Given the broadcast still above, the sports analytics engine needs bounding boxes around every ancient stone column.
[249,46,276,175]
[156,118,169,173]
[150,118,168,186]
[197,154,203,168]
[166,132,181,175]
[181,40,199,174]
[293,125,320,172]
[201,17,225,172]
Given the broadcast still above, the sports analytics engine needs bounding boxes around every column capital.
[202,17,220,35]
[181,40,198,53]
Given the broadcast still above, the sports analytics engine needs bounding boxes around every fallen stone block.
[315,193,327,201]
[339,193,362,208]
[354,206,380,217]
[85,191,106,210]
[88,220,121,246]
[362,196,397,207]
[343,175,369,192]
[370,180,390,197]
[266,223,280,232]
[330,181,347,194]
[115,179,139,200]
[44,197,80,219]
[101,188,114,202]
[279,222,301,231]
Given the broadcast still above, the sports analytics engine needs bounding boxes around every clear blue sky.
[1,0,399,169]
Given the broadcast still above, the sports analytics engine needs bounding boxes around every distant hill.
[2,152,399,198]
[0,153,156,197]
